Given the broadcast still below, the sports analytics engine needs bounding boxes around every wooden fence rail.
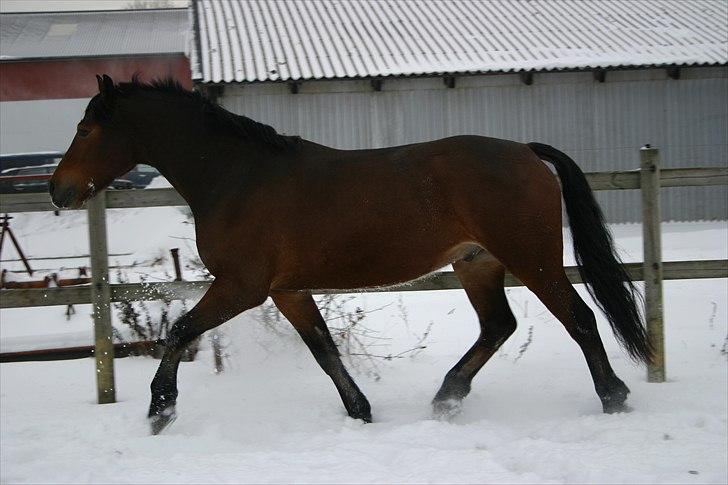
[1,151,727,402]
[0,340,156,364]
[1,259,726,309]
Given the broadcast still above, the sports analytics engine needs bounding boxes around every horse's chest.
[192,219,257,276]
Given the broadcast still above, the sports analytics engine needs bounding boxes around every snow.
[0,206,726,483]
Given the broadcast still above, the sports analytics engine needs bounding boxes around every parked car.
[0,152,64,172]
[1,152,160,189]
[0,164,57,193]
[124,164,161,188]
[0,163,133,194]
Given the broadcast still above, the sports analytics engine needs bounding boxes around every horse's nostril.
[60,187,77,206]
[48,180,55,195]
[50,184,77,208]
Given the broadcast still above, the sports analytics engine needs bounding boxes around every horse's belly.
[274,242,480,291]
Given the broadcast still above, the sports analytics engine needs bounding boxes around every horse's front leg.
[148,278,267,434]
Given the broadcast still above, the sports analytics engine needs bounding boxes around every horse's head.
[50,74,139,209]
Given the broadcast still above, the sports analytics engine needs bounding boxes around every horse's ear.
[102,74,114,90]
[96,74,115,99]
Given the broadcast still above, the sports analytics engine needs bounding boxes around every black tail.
[527,142,652,364]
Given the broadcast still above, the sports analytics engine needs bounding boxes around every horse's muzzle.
[49,181,78,209]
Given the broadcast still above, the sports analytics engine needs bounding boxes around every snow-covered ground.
[0,199,726,484]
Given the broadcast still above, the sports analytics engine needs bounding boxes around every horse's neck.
[147,136,258,215]
[126,98,226,213]
[153,162,201,209]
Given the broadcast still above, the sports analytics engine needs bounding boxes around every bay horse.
[50,75,651,435]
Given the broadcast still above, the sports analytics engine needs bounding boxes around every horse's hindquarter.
[265,136,549,291]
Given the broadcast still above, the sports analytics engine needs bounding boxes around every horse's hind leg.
[432,253,516,418]
[503,257,630,413]
[271,291,372,422]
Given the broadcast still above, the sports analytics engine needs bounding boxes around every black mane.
[89,76,300,150]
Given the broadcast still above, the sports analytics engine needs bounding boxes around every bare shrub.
[255,294,431,381]
[112,269,197,360]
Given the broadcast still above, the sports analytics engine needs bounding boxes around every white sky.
[0,0,188,13]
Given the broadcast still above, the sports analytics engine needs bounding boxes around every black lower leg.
[433,258,516,417]
[433,311,516,414]
[148,361,180,434]
[569,299,630,413]
[148,330,196,434]
[433,346,478,403]
[147,305,224,433]
[149,360,179,417]
[300,325,372,422]
[272,292,372,422]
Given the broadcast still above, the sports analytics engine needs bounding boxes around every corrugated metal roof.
[0,9,188,60]
[191,0,728,84]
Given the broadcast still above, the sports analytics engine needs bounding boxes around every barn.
[190,0,727,222]
[0,7,191,156]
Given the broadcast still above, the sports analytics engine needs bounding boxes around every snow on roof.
[0,9,188,60]
[191,0,728,84]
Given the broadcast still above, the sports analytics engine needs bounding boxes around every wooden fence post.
[640,146,665,383]
[211,330,224,373]
[170,248,182,281]
[87,191,116,403]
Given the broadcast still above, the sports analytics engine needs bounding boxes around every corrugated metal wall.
[220,66,728,223]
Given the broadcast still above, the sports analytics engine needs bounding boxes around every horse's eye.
[77,128,91,138]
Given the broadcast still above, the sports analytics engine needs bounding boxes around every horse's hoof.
[347,398,372,423]
[359,413,373,424]
[432,398,462,420]
[349,409,372,423]
[599,381,631,414]
[149,405,177,435]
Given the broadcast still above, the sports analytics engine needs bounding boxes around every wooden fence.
[0,147,726,403]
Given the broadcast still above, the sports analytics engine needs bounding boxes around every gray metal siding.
[0,98,89,153]
[220,67,728,222]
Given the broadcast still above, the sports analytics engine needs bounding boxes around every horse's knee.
[166,282,268,350]
[165,318,200,351]
[500,310,518,336]
[480,310,517,347]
